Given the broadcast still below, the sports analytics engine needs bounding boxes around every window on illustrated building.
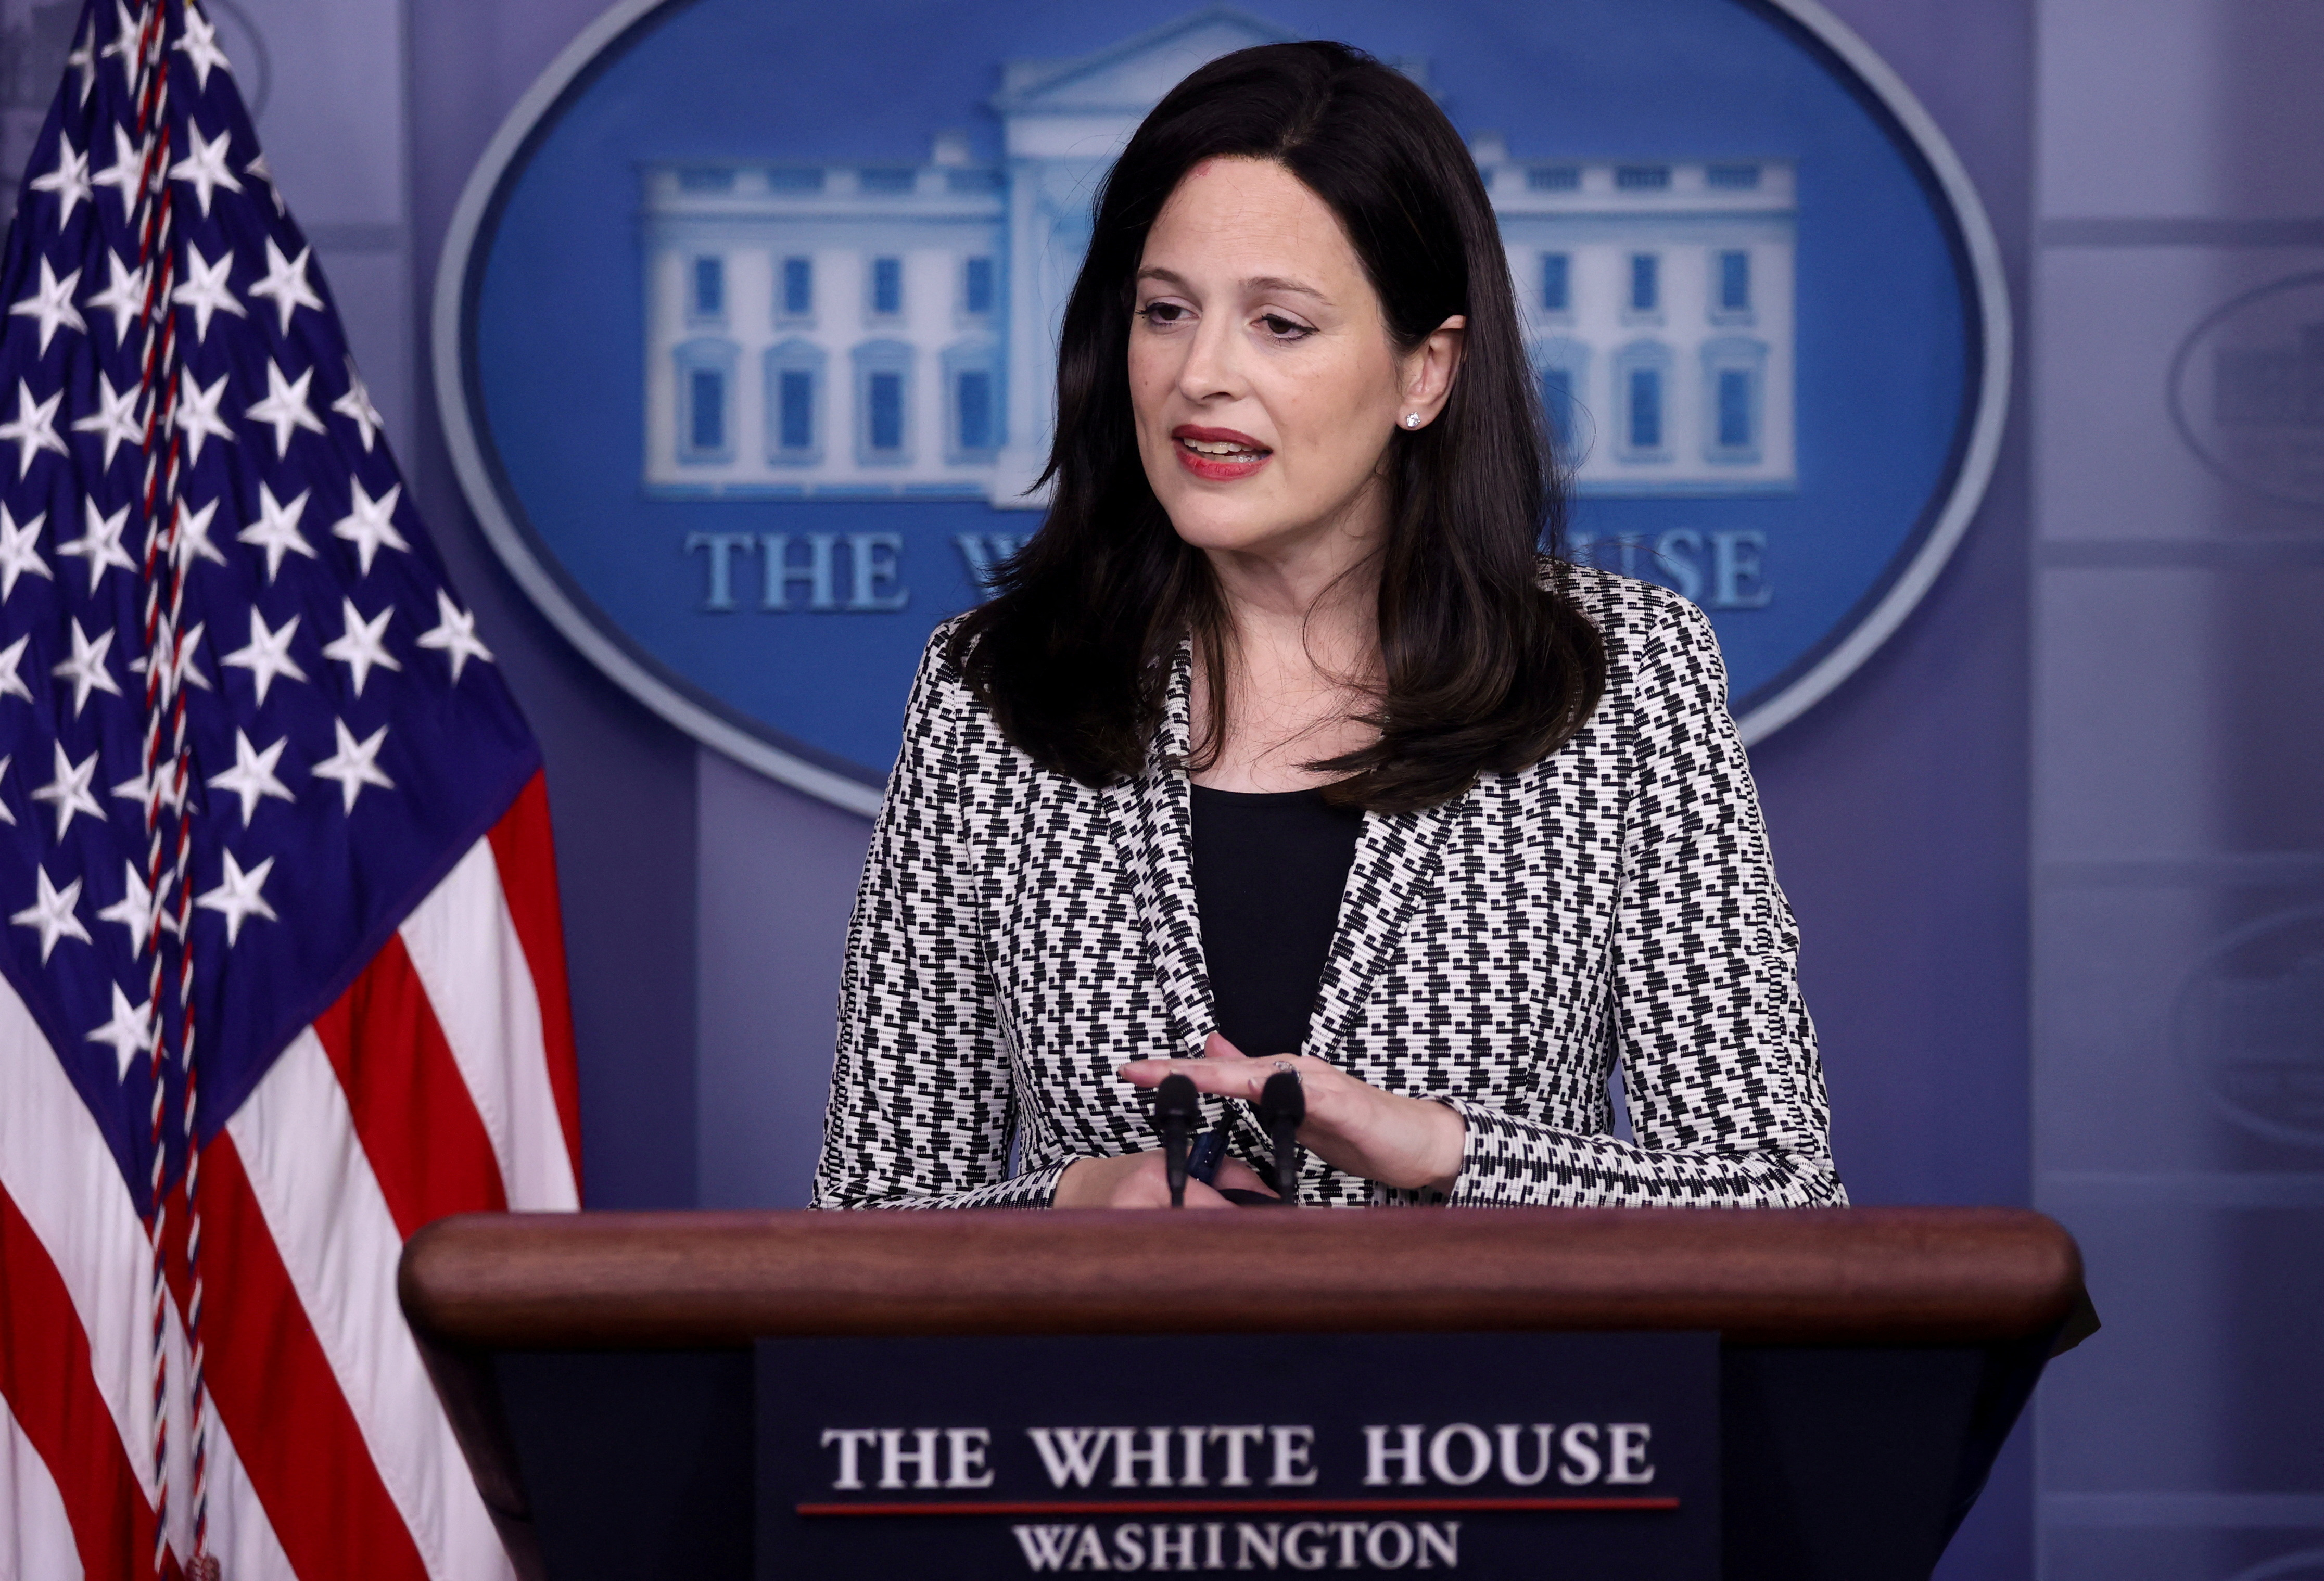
[854,339,913,464]
[675,336,736,465]
[1701,335,1768,463]
[943,339,1002,462]
[782,256,813,318]
[691,256,723,319]
[870,257,903,317]
[1629,253,1659,314]
[1541,252,1570,315]
[964,256,995,316]
[765,340,824,464]
[1716,250,1751,316]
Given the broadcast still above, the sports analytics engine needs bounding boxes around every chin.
[1161,500,1293,556]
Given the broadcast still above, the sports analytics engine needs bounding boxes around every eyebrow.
[1136,266,1331,304]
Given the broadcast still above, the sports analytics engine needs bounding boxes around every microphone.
[1257,1070,1305,1205]
[1155,1073,1200,1208]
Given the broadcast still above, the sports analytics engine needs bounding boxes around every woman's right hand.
[1053,1149,1278,1208]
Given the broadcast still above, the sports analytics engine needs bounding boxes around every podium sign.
[756,1332,1717,1578]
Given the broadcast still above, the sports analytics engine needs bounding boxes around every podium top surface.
[399,1206,2082,1350]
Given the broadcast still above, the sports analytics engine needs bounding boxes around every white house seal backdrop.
[439,0,2006,813]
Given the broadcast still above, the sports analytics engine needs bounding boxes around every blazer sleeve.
[809,632,1065,1209]
[1438,594,1848,1208]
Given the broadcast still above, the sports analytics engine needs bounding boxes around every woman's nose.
[1176,314,1246,404]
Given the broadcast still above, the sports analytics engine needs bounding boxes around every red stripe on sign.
[797,1496,1683,1516]
[487,770,583,1182]
[186,1135,433,1581]
[0,1177,158,1580]
[315,935,507,1239]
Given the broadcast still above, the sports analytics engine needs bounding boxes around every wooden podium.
[399,1207,2087,1581]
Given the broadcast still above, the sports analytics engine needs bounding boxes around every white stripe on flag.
[0,1392,84,1581]
[226,1028,514,1581]
[0,973,158,1503]
[0,972,295,1577]
[400,838,578,1210]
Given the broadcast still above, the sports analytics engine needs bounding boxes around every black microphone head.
[1156,1072,1200,1123]
[1258,1069,1305,1129]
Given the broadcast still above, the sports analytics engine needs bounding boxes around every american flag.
[0,3,580,1578]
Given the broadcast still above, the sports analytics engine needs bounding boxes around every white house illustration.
[639,7,1796,505]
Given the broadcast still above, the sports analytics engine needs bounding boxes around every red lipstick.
[1170,424,1272,481]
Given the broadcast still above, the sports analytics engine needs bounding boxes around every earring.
[1404,413,1421,429]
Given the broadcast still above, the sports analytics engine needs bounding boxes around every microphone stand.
[1257,1070,1305,1205]
[1155,1073,1199,1208]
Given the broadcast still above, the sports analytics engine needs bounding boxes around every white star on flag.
[236,481,315,581]
[248,239,323,335]
[245,148,285,213]
[50,616,122,716]
[175,2,234,90]
[169,121,244,216]
[0,506,52,601]
[96,861,169,954]
[0,635,29,703]
[111,758,188,819]
[8,258,86,354]
[86,983,155,1079]
[418,589,496,682]
[174,243,248,342]
[128,621,211,700]
[27,133,91,226]
[0,756,11,824]
[168,495,230,571]
[30,742,102,839]
[222,608,307,704]
[312,719,395,813]
[70,371,144,469]
[321,597,401,696]
[89,122,145,213]
[97,1,138,69]
[246,360,326,455]
[11,866,92,964]
[331,479,409,575]
[197,849,278,946]
[56,497,133,592]
[83,250,147,342]
[0,380,68,477]
[173,367,236,464]
[65,23,95,107]
[332,360,384,451]
[207,729,296,825]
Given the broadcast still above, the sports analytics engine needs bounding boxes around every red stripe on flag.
[0,1178,158,1581]
[486,771,583,1184]
[184,1136,431,1581]
[315,936,507,1239]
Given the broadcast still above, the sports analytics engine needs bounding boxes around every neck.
[1188,486,1388,792]
[1201,481,1387,672]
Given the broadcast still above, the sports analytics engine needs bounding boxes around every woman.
[811,41,1845,1211]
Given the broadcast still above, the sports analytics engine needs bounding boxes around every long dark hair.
[948,40,1606,812]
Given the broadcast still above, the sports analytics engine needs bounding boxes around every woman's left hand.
[1117,1034,1466,1194]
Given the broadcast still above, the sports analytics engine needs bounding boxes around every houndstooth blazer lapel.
[1305,794,1465,1062]
[1109,644,1213,1058]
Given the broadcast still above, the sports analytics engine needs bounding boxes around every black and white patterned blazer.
[811,566,1846,1210]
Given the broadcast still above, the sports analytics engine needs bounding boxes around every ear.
[1396,315,1467,431]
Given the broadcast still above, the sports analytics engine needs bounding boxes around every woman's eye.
[1139,301,1189,326]
[1259,314,1313,340]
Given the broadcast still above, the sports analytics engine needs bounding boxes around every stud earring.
[1404,413,1421,429]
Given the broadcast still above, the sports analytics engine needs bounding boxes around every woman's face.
[1128,157,1455,564]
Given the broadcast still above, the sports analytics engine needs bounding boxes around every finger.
[1181,1178,1238,1210]
[1202,1032,1249,1061]
[1120,1058,1289,1099]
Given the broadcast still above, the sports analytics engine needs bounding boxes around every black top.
[1187,784,1366,1059]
